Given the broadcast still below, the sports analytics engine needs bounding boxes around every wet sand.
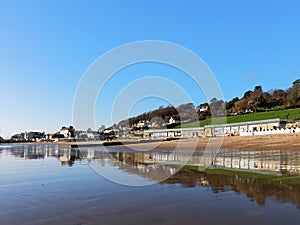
[1,143,300,225]
[122,133,300,151]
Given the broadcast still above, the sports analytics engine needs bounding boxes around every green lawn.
[176,108,300,128]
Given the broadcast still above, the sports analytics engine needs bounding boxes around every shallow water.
[0,144,299,225]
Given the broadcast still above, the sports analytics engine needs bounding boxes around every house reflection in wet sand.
[4,144,300,209]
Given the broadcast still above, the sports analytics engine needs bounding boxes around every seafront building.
[144,118,300,138]
[7,118,300,143]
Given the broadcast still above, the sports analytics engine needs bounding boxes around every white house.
[199,106,208,112]
[168,117,176,125]
[137,120,150,128]
[60,127,70,138]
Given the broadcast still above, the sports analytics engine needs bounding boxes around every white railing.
[240,127,300,136]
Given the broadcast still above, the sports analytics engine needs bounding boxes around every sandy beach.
[121,133,300,151]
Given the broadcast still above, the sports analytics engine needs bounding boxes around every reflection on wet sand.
[6,144,300,174]
[162,169,300,208]
[3,144,300,209]
[6,145,300,175]
[7,145,82,166]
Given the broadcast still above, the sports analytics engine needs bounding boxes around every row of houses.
[8,126,102,142]
[143,118,297,138]
[5,118,300,142]
[131,117,178,130]
[10,131,46,142]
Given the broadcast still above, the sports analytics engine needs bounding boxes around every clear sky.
[1,0,300,137]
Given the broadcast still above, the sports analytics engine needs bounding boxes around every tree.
[287,80,299,108]
[210,98,226,117]
[262,92,271,108]
[270,89,287,107]
[177,103,197,122]
[210,97,218,104]
[248,85,265,112]
[69,126,75,138]
[243,90,253,98]
[226,97,239,111]
[254,85,262,92]
[234,98,248,112]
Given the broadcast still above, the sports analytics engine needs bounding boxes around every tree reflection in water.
[162,168,300,208]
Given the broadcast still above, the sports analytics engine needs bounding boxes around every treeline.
[118,103,198,127]
[227,79,300,113]
[117,79,300,127]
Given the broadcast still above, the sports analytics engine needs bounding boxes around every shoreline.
[116,133,300,151]
[2,133,300,151]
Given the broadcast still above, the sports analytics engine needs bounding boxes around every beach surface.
[120,133,300,151]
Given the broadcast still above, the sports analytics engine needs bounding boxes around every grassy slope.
[183,165,300,184]
[176,108,300,128]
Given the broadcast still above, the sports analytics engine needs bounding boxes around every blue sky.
[0,0,300,137]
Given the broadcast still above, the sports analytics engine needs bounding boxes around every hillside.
[115,79,300,129]
[177,108,300,128]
